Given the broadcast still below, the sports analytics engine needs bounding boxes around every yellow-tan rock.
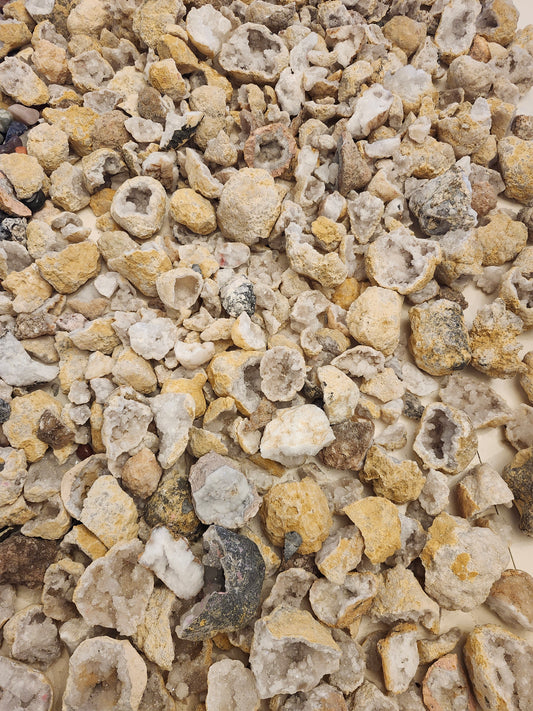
[361,445,426,504]
[0,154,46,200]
[107,248,172,297]
[498,136,533,205]
[3,390,61,462]
[169,188,217,235]
[80,475,139,548]
[70,317,120,354]
[42,105,99,156]
[36,243,100,295]
[343,496,401,564]
[161,372,207,417]
[475,212,527,266]
[122,448,162,499]
[112,347,157,394]
[347,286,402,356]
[2,263,53,313]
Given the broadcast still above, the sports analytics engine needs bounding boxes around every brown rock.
[3,390,61,462]
[487,569,533,631]
[244,123,297,178]
[337,131,372,196]
[145,471,203,539]
[122,447,162,499]
[37,409,75,449]
[0,533,57,587]
[382,15,426,56]
[502,447,533,536]
[319,418,374,471]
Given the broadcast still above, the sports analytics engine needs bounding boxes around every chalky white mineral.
[260,404,335,466]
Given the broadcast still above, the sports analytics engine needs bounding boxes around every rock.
[498,136,533,205]
[261,477,332,554]
[343,496,401,564]
[486,569,533,631]
[62,636,147,711]
[3,263,53,314]
[422,654,476,711]
[439,372,512,429]
[260,401,334,463]
[502,447,533,536]
[217,168,282,245]
[244,122,297,178]
[0,154,45,200]
[207,350,262,416]
[409,166,477,237]
[500,246,533,328]
[351,681,399,711]
[220,275,256,318]
[132,586,175,671]
[128,318,177,361]
[144,470,203,539]
[0,656,53,711]
[122,448,162,499]
[315,525,364,585]
[476,212,527,266]
[281,683,348,710]
[109,176,166,239]
[417,627,462,665]
[177,526,265,640]
[361,445,426,504]
[383,15,426,56]
[101,394,153,461]
[112,347,157,394]
[413,402,478,475]
[409,300,471,376]
[317,365,360,424]
[156,266,203,311]
[346,84,394,138]
[36,410,74,449]
[261,568,316,617]
[337,132,372,195]
[73,539,154,636]
[464,624,533,711]
[189,452,260,529]
[80,475,139,548]
[151,392,195,468]
[456,463,514,519]
[319,418,375,472]
[139,526,203,599]
[0,57,49,106]
[36,242,100,294]
[259,346,306,402]
[370,565,440,634]
[0,533,57,588]
[3,603,61,667]
[347,286,402,356]
[286,228,348,289]
[169,187,217,235]
[3,390,61,462]
[309,572,380,628]
[206,659,260,711]
[41,558,85,622]
[249,605,341,698]
[378,623,419,695]
[420,512,509,611]
[0,332,58,386]
[469,298,524,378]
[219,23,289,83]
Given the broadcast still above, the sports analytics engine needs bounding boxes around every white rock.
[174,340,215,369]
[151,393,195,468]
[260,346,306,402]
[206,659,260,711]
[156,267,203,310]
[128,318,178,361]
[189,452,261,529]
[186,5,232,57]
[0,332,58,386]
[139,526,204,600]
[101,395,153,461]
[317,365,360,424]
[68,380,91,405]
[260,404,335,466]
[124,116,163,143]
[346,84,393,139]
[0,655,53,711]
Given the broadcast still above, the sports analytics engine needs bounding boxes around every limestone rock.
[151,392,195,468]
[502,447,533,536]
[36,242,100,295]
[286,229,348,289]
[417,627,462,665]
[112,347,157,395]
[132,586,176,671]
[464,624,533,711]
[261,568,316,617]
[370,565,440,634]
[140,526,203,600]
[0,332,58,387]
[476,212,527,266]
[0,154,45,201]
[261,477,332,554]
[169,188,217,235]
[107,246,172,297]
[207,350,263,416]
[177,526,265,641]
[409,300,471,376]
[319,418,375,472]
[189,452,260,529]
[317,365,360,424]
[469,298,524,378]
[0,57,49,106]
[3,390,61,462]
[413,403,478,475]
[420,513,509,611]
[101,394,153,461]
[434,0,481,62]
[0,656,53,711]
[217,168,282,245]
[343,496,401,564]
[73,539,154,636]
[315,525,364,585]
[80,475,139,548]
[347,286,403,356]
[361,445,426,504]
[249,605,341,698]
[498,136,533,205]
[110,176,166,239]
[422,654,475,711]
[456,463,514,519]
[378,623,419,695]
[0,447,26,508]
[260,404,335,466]
[3,603,61,667]
[206,659,260,711]
[62,636,147,711]
[60,454,108,520]
[41,558,85,622]
[309,572,380,628]
[350,681,399,711]
[281,683,348,710]
[219,23,289,84]
[486,569,533,631]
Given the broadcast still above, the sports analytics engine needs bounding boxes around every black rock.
[403,392,424,420]
[177,525,265,641]
[502,449,533,537]
[21,190,46,213]
[220,276,256,318]
[0,136,22,154]
[4,121,27,144]
[0,398,10,424]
